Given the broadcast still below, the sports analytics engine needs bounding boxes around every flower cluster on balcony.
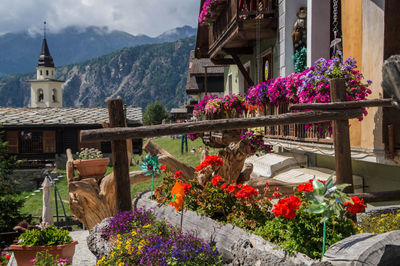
[198,0,219,25]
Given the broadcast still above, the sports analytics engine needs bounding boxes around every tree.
[0,129,24,235]
[142,102,169,126]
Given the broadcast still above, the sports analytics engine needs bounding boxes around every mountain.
[0,36,195,110]
[0,25,196,76]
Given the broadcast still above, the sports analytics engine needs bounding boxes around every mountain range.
[0,25,196,77]
[0,36,195,110]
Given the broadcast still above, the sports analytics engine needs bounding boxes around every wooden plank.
[6,130,19,154]
[43,130,56,153]
[350,190,400,203]
[288,98,394,111]
[81,109,363,143]
[108,98,132,212]
[330,79,354,192]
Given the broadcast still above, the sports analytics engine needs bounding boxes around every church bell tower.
[29,21,64,108]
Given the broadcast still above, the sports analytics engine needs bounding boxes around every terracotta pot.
[72,158,110,180]
[10,241,78,266]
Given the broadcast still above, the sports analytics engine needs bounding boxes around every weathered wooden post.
[108,98,132,211]
[330,78,354,192]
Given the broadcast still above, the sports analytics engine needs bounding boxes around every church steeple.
[29,21,64,108]
[37,22,54,68]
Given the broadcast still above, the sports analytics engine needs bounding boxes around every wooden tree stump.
[216,140,251,184]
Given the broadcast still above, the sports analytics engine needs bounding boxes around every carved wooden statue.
[292,7,307,51]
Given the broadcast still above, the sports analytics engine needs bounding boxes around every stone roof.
[170,108,188,114]
[187,50,224,75]
[0,107,142,126]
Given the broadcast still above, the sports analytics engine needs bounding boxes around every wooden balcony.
[206,0,278,60]
[263,103,333,144]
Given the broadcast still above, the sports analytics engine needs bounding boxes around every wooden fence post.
[330,79,354,192]
[108,98,132,211]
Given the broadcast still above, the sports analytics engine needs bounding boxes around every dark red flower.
[220,183,227,189]
[182,183,192,194]
[225,184,236,194]
[272,192,280,198]
[175,170,183,179]
[211,175,222,186]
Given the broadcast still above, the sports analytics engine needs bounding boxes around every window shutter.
[43,130,56,153]
[6,131,19,154]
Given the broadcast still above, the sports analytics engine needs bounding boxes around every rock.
[382,55,400,107]
[322,230,400,266]
[134,192,315,265]
[86,217,114,260]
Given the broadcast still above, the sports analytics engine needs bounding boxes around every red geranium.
[298,182,313,193]
[225,184,236,194]
[195,155,223,172]
[235,184,258,199]
[343,196,366,214]
[182,183,192,194]
[272,195,301,220]
[211,174,222,186]
[221,183,227,189]
[272,192,280,198]
[175,170,183,179]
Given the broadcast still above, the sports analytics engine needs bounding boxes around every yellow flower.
[371,217,376,220]
[131,230,137,236]
[379,218,384,223]
[381,213,388,217]
[143,224,151,229]
[138,245,143,251]
[111,251,115,258]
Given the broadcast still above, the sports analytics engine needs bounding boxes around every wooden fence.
[80,79,400,212]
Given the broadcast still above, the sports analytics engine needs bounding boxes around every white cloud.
[0,0,199,36]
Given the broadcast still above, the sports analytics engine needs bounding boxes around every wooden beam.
[288,98,394,111]
[81,109,363,143]
[66,148,74,184]
[107,99,132,212]
[330,79,353,193]
[225,49,254,86]
[210,58,235,65]
[222,47,253,55]
[350,190,400,203]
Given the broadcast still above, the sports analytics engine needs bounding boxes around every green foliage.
[0,129,24,233]
[357,210,400,234]
[18,226,73,246]
[142,102,170,125]
[76,148,103,160]
[293,46,307,73]
[254,203,355,259]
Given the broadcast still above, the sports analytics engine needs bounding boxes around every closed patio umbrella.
[42,177,54,225]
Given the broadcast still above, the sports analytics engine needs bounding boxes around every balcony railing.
[207,0,277,58]
[263,103,333,144]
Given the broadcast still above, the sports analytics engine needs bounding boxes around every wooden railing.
[264,103,333,143]
[208,0,277,54]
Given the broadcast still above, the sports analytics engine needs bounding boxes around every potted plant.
[9,225,78,266]
[73,148,110,180]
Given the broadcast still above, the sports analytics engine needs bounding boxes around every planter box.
[10,241,78,266]
[73,158,110,180]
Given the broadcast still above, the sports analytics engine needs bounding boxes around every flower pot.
[10,241,78,266]
[72,158,110,180]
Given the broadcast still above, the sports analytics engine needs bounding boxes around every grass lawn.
[19,137,219,218]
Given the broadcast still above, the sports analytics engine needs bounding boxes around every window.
[46,70,49,76]
[40,70,42,75]
[38,89,44,102]
[52,71,54,76]
[20,131,43,153]
[228,74,233,94]
[52,89,57,102]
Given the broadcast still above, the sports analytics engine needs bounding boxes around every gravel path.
[70,230,96,266]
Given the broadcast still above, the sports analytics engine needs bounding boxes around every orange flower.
[169,180,185,211]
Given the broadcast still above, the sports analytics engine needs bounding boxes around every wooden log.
[288,98,394,111]
[81,109,363,143]
[108,99,132,212]
[237,163,253,184]
[350,190,400,203]
[217,140,251,183]
[331,79,354,193]
[143,139,196,179]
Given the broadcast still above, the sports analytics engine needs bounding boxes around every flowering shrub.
[30,250,69,266]
[204,98,223,118]
[0,251,11,266]
[198,0,219,25]
[98,210,222,265]
[240,130,272,154]
[357,210,400,234]
[193,94,219,118]
[222,94,246,118]
[271,195,301,220]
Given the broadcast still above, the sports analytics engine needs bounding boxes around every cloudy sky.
[0,0,199,36]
